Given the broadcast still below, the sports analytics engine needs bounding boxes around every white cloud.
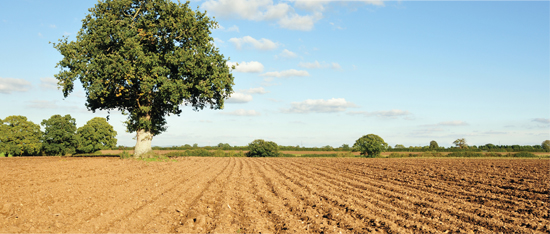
[261,69,309,78]
[299,61,324,69]
[294,0,326,12]
[438,121,468,126]
[38,32,43,38]
[40,77,58,90]
[214,37,224,43]
[533,118,550,124]
[483,130,508,135]
[278,12,321,31]
[202,0,384,31]
[226,25,240,32]
[348,109,412,118]
[223,109,261,116]
[330,22,345,30]
[229,36,279,50]
[0,77,32,94]
[202,0,286,21]
[241,87,269,94]
[217,24,240,32]
[278,49,298,59]
[283,98,357,113]
[201,0,322,31]
[362,0,385,7]
[227,61,264,73]
[298,61,341,70]
[49,24,56,28]
[226,92,253,103]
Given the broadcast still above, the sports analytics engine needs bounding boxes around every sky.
[0,0,548,148]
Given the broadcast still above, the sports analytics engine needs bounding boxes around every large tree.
[353,134,388,157]
[77,117,118,153]
[52,0,234,158]
[42,114,79,156]
[0,116,43,156]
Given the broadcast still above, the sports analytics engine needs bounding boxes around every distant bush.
[388,152,405,158]
[300,154,338,157]
[512,152,537,158]
[246,139,279,157]
[420,151,443,157]
[165,149,247,157]
[120,150,132,159]
[484,152,503,157]
[213,149,225,157]
[336,152,355,157]
[446,151,483,157]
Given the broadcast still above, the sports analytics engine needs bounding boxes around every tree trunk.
[134,129,153,158]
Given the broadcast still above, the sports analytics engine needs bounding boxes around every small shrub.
[120,150,132,159]
[388,152,405,158]
[213,149,225,157]
[484,152,502,157]
[513,152,537,158]
[300,154,337,157]
[7,153,13,158]
[0,152,5,158]
[337,152,354,157]
[446,151,483,157]
[420,151,443,157]
[246,139,279,157]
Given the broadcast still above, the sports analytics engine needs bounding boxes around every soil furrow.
[287,158,548,233]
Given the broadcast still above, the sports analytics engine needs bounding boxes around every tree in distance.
[217,143,231,150]
[341,144,351,151]
[77,117,118,153]
[394,144,405,149]
[0,116,43,156]
[353,134,388,157]
[52,0,234,158]
[429,140,439,149]
[42,114,79,156]
[542,140,550,152]
[453,138,467,149]
[246,139,279,157]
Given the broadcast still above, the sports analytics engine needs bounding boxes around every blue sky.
[0,0,548,148]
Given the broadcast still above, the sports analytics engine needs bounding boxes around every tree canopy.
[77,117,118,153]
[453,138,467,149]
[353,134,388,157]
[41,114,79,156]
[429,140,439,149]
[246,139,279,157]
[52,0,234,157]
[0,116,42,156]
[542,140,550,152]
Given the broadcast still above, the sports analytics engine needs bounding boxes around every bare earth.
[0,157,548,233]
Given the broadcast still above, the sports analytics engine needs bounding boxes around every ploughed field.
[0,157,548,233]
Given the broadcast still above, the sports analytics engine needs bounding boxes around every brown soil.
[0,157,548,233]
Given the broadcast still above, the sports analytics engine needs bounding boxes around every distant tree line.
[116,139,550,153]
[0,115,117,156]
